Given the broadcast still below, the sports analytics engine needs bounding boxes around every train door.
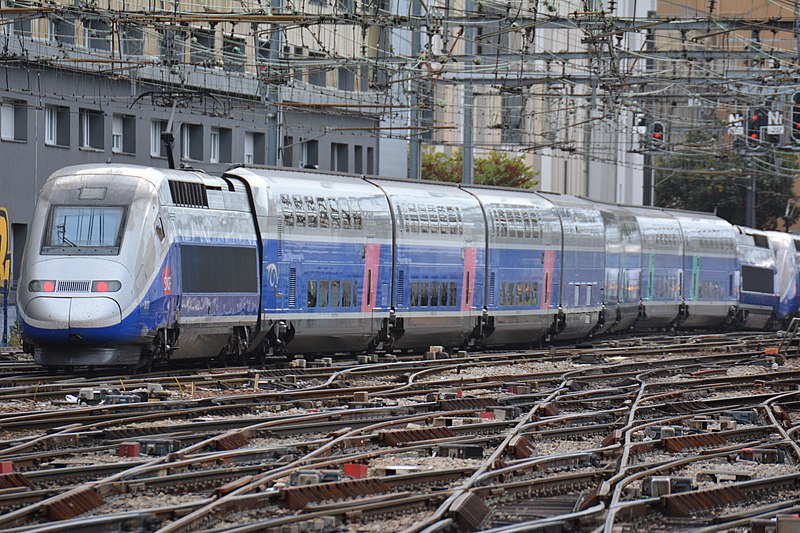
[362,211,379,331]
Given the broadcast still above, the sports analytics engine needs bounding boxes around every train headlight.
[29,280,56,292]
[92,280,121,293]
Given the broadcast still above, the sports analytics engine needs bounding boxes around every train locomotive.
[15,163,800,370]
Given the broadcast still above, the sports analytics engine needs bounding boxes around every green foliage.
[422,147,538,189]
[654,130,799,230]
[8,321,21,348]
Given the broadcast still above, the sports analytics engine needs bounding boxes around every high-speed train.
[16,164,800,370]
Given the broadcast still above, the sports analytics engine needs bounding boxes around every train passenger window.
[456,208,464,235]
[352,281,358,306]
[317,198,329,228]
[532,281,539,305]
[293,195,306,227]
[585,285,592,305]
[420,281,429,306]
[500,282,507,305]
[574,284,580,306]
[440,282,448,306]
[729,274,734,297]
[445,206,456,235]
[428,206,439,234]
[514,282,522,305]
[524,282,531,304]
[409,205,419,233]
[498,210,508,237]
[280,194,294,227]
[305,196,318,228]
[307,280,317,308]
[319,280,329,307]
[419,204,429,234]
[438,206,448,233]
[449,282,457,306]
[350,202,361,229]
[329,198,340,229]
[331,280,341,307]
[411,281,419,306]
[342,280,352,306]
[430,281,439,306]
[341,199,351,229]
[507,283,514,306]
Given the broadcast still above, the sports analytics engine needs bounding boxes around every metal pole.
[643,152,654,206]
[745,169,756,227]
[408,0,422,179]
[461,0,475,185]
[266,0,284,167]
[2,280,7,346]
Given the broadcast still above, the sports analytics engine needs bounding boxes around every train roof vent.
[169,180,209,208]
[752,234,769,249]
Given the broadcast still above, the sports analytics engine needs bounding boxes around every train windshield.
[42,206,126,255]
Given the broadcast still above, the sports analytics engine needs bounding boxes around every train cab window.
[331,280,341,307]
[410,281,419,306]
[305,196,318,228]
[43,205,126,255]
[307,280,317,307]
[319,280,329,307]
[293,195,306,227]
[420,281,429,306]
[329,198,340,229]
[280,194,294,227]
[342,280,352,306]
[341,199,352,229]
[317,198,329,228]
[430,282,439,306]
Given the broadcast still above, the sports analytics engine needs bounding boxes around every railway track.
[0,332,799,532]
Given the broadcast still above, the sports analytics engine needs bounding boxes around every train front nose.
[23,295,122,343]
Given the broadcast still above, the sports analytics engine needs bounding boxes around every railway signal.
[650,122,665,144]
[745,107,768,149]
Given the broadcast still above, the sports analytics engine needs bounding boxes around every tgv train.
[16,164,800,369]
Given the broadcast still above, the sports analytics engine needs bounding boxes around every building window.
[49,15,74,45]
[308,51,327,86]
[150,120,168,157]
[354,145,363,174]
[337,66,355,91]
[283,135,293,167]
[181,123,203,161]
[1,100,27,142]
[210,128,232,163]
[159,28,185,65]
[44,105,70,147]
[190,29,215,65]
[257,38,271,63]
[112,114,135,154]
[303,139,319,168]
[331,143,348,173]
[367,146,374,174]
[244,132,265,165]
[209,128,220,163]
[121,25,144,55]
[79,109,104,150]
[222,35,245,72]
[85,19,111,51]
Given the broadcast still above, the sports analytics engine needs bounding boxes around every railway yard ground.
[1,334,800,532]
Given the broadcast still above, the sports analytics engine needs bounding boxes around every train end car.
[765,231,800,325]
[733,227,778,329]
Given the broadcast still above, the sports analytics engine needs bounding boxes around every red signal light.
[653,133,662,139]
[750,133,758,138]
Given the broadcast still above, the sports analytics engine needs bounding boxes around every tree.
[654,130,799,230]
[421,147,538,189]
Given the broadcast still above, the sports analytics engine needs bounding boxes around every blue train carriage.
[370,178,485,350]
[537,193,605,339]
[224,168,392,355]
[732,227,778,329]
[626,206,684,329]
[764,231,800,325]
[594,203,642,334]
[671,211,738,328]
[461,186,562,347]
